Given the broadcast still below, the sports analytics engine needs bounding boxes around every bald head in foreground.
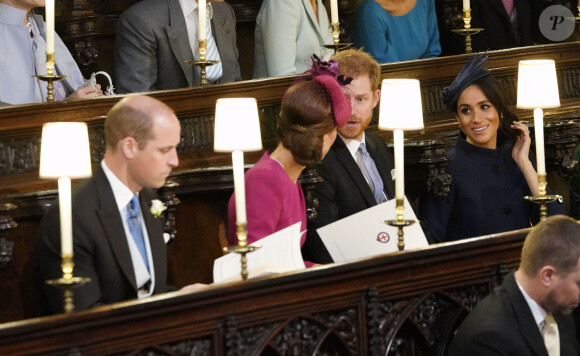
[449,215,580,356]
[37,96,181,314]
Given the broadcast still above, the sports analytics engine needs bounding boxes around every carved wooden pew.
[0,228,527,356]
[0,43,579,325]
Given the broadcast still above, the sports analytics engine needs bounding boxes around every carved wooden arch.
[256,315,353,355]
[365,284,492,356]
[223,311,358,356]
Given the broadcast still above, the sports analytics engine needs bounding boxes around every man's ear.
[372,89,380,109]
[538,265,557,288]
[120,137,138,159]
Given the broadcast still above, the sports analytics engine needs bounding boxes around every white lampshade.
[39,122,92,179]
[517,60,560,109]
[214,98,263,152]
[378,79,424,131]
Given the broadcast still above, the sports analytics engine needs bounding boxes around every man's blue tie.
[356,143,387,204]
[127,194,149,271]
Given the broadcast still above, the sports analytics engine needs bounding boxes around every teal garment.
[351,0,441,63]
[570,145,580,219]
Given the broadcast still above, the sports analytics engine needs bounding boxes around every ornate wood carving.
[300,166,323,223]
[545,120,580,178]
[0,203,17,269]
[0,227,529,355]
[158,180,181,243]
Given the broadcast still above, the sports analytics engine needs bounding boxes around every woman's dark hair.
[277,80,337,166]
[453,75,522,147]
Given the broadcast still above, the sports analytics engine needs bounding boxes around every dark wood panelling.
[0,228,527,355]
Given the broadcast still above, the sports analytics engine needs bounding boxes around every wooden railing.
[0,228,527,356]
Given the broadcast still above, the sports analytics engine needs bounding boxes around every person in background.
[449,215,580,356]
[470,0,534,52]
[350,0,441,63]
[115,0,241,93]
[420,54,564,244]
[37,96,181,314]
[253,0,334,78]
[228,56,351,265]
[302,49,397,264]
[0,0,102,105]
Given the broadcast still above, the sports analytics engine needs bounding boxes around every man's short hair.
[332,49,381,91]
[104,96,173,150]
[520,215,580,277]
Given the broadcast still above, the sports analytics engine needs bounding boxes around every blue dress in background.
[351,0,441,63]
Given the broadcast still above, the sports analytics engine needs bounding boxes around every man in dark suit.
[37,96,181,314]
[114,0,241,93]
[302,49,396,264]
[449,215,580,356]
[471,0,534,51]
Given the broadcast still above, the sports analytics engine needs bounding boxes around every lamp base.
[451,28,484,54]
[384,219,416,252]
[223,245,261,281]
[524,194,560,222]
[46,276,90,313]
[185,59,220,86]
[35,74,67,102]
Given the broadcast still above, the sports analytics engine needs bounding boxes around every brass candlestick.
[35,53,67,102]
[524,173,560,222]
[323,23,352,54]
[186,41,220,86]
[223,222,260,280]
[45,254,90,313]
[383,198,416,251]
[451,9,484,54]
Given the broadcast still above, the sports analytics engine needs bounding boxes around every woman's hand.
[511,121,539,195]
[511,121,532,166]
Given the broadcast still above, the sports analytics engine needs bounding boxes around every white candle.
[330,0,339,24]
[45,0,55,54]
[232,150,247,225]
[198,0,206,42]
[463,0,470,10]
[58,177,73,256]
[394,129,405,199]
[533,108,546,175]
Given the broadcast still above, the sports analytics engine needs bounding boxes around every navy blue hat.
[440,54,491,112]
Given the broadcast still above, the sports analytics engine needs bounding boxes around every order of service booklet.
[317,196,428,263]
[213,222,305,283]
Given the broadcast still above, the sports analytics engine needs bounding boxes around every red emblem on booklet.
[377,232,390,243]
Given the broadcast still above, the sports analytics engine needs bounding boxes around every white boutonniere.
[150,199,167,218]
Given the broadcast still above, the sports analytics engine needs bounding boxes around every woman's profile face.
[456,84,500,150]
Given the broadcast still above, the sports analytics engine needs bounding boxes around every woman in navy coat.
[420,55,564,243]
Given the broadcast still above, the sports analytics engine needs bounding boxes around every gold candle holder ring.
[223,222,260,280]
[323,23,352,54]
[45,254,90,313]
[524,173,560,222]
[451,9,484,54]
[186,41,220,86]
[34,53,67,102]
[383,198,416,251]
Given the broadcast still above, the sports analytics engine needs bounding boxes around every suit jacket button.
[493,165,502,173]
[504,206,512,215]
